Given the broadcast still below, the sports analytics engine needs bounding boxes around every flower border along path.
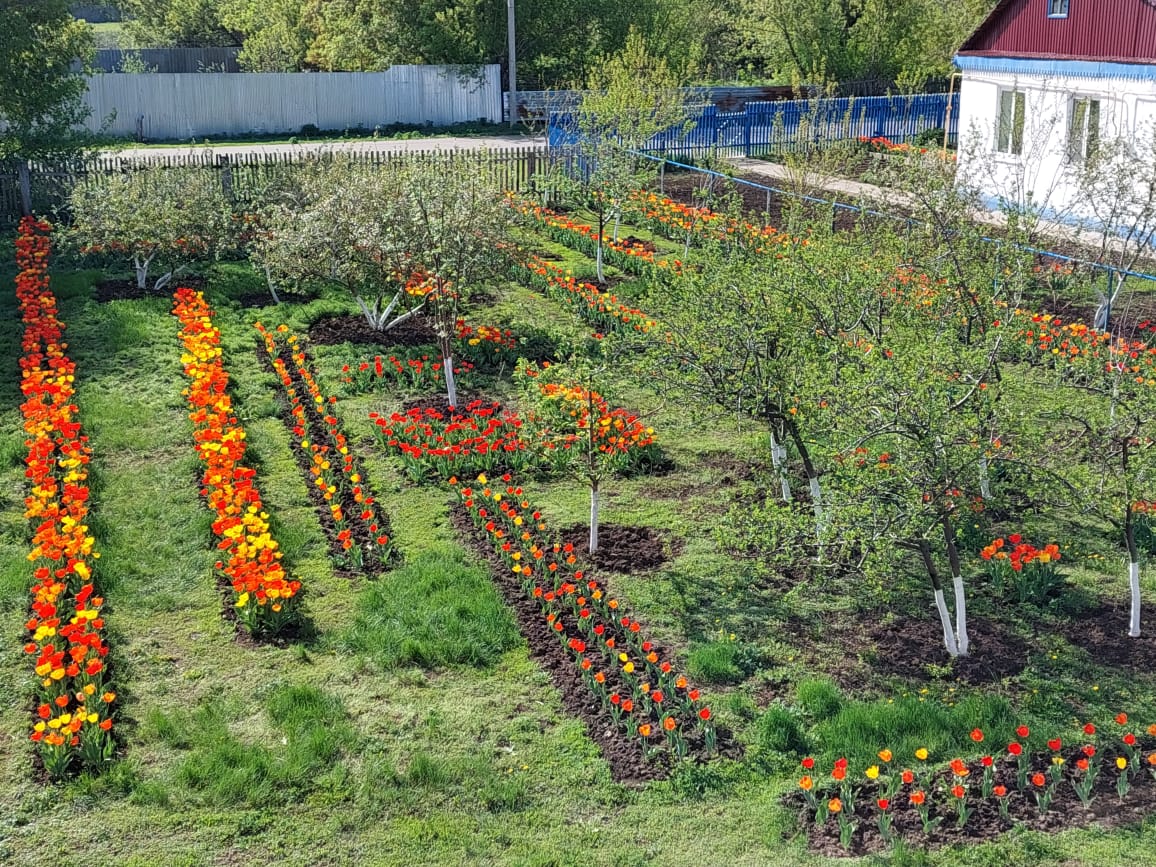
[172,288,302,638]
[15,217,116,779]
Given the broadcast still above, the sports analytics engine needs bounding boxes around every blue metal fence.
[548,93,959,157]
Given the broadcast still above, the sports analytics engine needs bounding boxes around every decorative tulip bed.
[255,322,396,574]
[796,719,1156,855]
[16,217,116,779]
[173,288,302,637]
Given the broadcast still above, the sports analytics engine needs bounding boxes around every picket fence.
[0,145,550,225]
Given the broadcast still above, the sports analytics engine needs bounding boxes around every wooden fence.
[0,146,551,226]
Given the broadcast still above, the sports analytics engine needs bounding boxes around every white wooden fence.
[83,65,503,140]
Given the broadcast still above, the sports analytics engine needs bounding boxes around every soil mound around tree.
[308,313,438,347]
[867,615,1029,685]
[556,524,672,574]
[1062,601,1156,668]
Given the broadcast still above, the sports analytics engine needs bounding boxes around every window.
[1068,96,1100,161]
[1048,0,1069,17]
[996,89,1025,155]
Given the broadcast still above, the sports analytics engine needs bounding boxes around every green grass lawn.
[3,223,1156,865]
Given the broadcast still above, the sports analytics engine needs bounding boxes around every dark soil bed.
[450,508,670,785]
[1062,601,1156,670]
[797,749,1156,856]
[556,524,673,574]
[308,313,438,347]
[866,614,1030,685]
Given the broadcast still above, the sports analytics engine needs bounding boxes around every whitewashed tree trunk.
[934,589,960,656]
[263,265,281,304]
[612,211,621,242]
[133,250,157,290]
[978,455,992,499]
[443,357,457,410]
[595,241,605,284]
[1130,561,1142,637]
[952,575,970,656]
[769,433,791,503]
[589,482,600,553]
[808,475,826,538]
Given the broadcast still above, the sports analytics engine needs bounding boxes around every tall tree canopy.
[0,0,93,161]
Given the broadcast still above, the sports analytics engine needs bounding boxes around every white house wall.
[82,65,504,140]
[956,67,1156,223]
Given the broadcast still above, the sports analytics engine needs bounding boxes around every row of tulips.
[371,400,535,483]
[623,190,799,255]
[800,718,1156,850]
[341,352,475,395]
[519,255,657,335]
[255,322,395,572]
[16,217,117,779]
[512,199,683,282]
[173,289,301,635]
[454,472,715,758]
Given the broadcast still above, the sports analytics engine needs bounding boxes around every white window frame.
[1047,0,1069,18]
[1068,95,1101,163]
[995,88,1026,156]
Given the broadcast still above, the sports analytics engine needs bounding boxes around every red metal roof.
[958,0,1156,64]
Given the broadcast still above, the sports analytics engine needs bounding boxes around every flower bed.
[173,289,301,636]
[341,352,475,395]
[15,217,116,778]
[623,190,799,255]
[797,719,1156,855]
[512,199,683,282]
[519,256,656,336]
[255,322,396,572]
[454,473,715,762]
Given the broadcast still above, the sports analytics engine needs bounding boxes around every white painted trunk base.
[769,436,791,503]
[935,589,960,657]
[589,487,600,553]
[808,476,826,537]
[978,456,991,500]
[952,575,970,656]
[1130,561,1142,638]
[443,357,457,410]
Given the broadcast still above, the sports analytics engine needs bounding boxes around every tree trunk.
[612,210,621,243]
[1127,505,1142,637]
[978,455,991,500]
[919,539,960,657]
[942,513,969,656]
[785,419,824,536]
[589,480,600,554]
[443,355,458,410]
[769,431,792,503]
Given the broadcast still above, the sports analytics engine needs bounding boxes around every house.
[954,0,1156,227]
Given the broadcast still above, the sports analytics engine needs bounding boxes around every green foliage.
[755,706,809,758]
[795,677,843,721]
[342,549,521,670]
[687,640,745,684]
[66,167,234,291]
[0,0,93,162]
[811,693,1015,768]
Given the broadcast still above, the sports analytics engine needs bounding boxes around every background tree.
[115,0,237,47]
[68,167,234,291]
[0,0,93,213]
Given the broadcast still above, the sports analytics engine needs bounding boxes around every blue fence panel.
[548,93,959,157]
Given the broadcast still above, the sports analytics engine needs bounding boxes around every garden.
[2,143,1156,867]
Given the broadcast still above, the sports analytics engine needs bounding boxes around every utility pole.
[507,0,518,127]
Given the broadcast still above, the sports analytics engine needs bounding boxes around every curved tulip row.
[519,256,657,336]
[623,190,800,254]
[173,289,301,635]
[15,217,116,779]
[800,718,1156,850]
[255,322,395,572]
[341,352,475,395]
[454,472,715,758]
[513,199,682,282]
